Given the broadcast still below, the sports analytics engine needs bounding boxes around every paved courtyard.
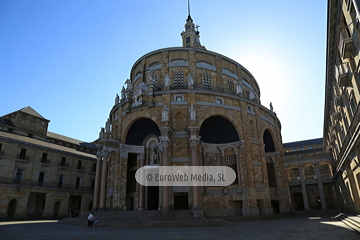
[0,211,358,240]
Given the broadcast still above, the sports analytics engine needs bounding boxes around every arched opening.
[88,201,93,211]
[53,201,60,217]
[200,116,239,143]
[304,165,316,179]
[263,129,276,152]
[125,118,160,145]
[7,199,17,218]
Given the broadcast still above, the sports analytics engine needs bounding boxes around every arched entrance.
[53,201,60,217]
[125,118,160,211]
[7,199,17,218]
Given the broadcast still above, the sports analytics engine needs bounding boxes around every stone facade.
[324,0,360,214]
[93,15,291,217]
[0,107,97,218]
[284,138,337,211]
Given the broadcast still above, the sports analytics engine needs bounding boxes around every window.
[38,172,45,186]
[226,155,237,185]
[58,174,64,188]
[228,80,235,94]
[202,74,212,89]
[75,177,80,190]
[0,143,3,156]
[92,163,96,172]
[186,36,190,46]
[19,148,26,160]
[176,96,183,101]
[91,179,95,190]
[349,92,357,117]
[41,153,48,163]
[77,160,82,170]
[60,157,66,167]
[151,74,158,83]
[174,71,185,88]
[15,168,23,184]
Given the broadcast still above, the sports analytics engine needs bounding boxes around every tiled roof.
[0,131,96,159]
[47,131,96,149]
[19,106,46,119]
[283,138,323,149]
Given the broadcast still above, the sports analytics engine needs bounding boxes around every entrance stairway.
[59,210,234,228]
[335,213,360,234]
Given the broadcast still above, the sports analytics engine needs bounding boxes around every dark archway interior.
[200,116,239,143]
[7,199,17,218]
[125,118,160,145]
[263,130,276,152]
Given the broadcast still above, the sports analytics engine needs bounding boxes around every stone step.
[335,213,360,234]
[79,210,196,221]
[59,218,234,228]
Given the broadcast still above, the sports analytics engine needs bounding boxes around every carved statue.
[115,94,119,105]
[236,83,242,95]
[149,146,158,165]
[250,89,255,100]
[121,86,126,100]
[189,104,196,120]
[162,105,169,121]
[164,73,171,87]
[105,118,111,134]
[99,127,105,139]
[132,87,143,106]
[147,71,155,83]
[187,73,194,86]
[270,102,273,112]
[125,79,133,90]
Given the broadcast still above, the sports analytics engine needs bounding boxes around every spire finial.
[188,0,191,18]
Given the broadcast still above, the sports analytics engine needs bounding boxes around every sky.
[0,0,327,144]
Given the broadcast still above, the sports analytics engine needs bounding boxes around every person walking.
[87,212,95,228]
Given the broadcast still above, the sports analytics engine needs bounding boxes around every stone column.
[99,153,109,211]
[138,153,145,210]
[315,163,327,210]
[188,126,203,218]
[298,164,310,211]
[93,154,102,211]
[160,137,170,210]
[190,139,200,208]
[234,147,241,187]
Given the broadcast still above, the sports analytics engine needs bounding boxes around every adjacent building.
[284,138,337,211]
[0,107,97,218]
[324,0,360,214]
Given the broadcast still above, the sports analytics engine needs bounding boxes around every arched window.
[125,118,160,145]
[263,129,276,152]
[304,165,316,179]
[200,116,239,144]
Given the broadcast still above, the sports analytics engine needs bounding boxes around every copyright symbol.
[146,174,152,181]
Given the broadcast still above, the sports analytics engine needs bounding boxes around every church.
[92,13,291,218]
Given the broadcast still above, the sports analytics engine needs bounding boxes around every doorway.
[7,199,17,218]
[293,192,304,211]
[146,186,159,210]
[174,192,188,210]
